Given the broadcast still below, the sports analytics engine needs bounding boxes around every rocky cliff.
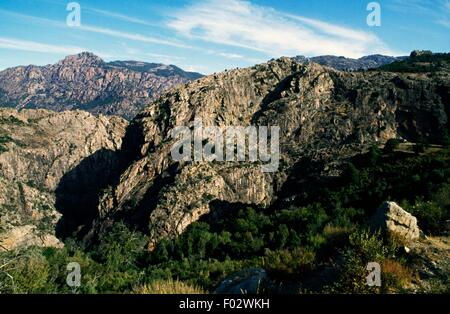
[0,54,448,252]
[0,52,203,120]
[0,109,127,251]
[92,56,449,250]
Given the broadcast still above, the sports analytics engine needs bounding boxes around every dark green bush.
[384,139,401,154]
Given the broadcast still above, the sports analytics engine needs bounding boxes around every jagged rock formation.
[0,109,127,251]
[0,52,203,119]
[293,54,406,71]
[92,56,449,250]
[370,202,421,240]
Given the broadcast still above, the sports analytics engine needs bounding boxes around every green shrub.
[413,143,425,154]
[384,139,401,154]
[367,145,382,166]
[263,247,315,278]
[92,222,147,272]
[343,162,360,185]
[331,229,395,293]
[408,199,447,234]
[0,134,13,153]
[0,248,54,294]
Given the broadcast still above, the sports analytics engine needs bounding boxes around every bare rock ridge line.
[0,53,449,252]
[0,52,406,120]
[0,52,203,120]
[293,54,407,71]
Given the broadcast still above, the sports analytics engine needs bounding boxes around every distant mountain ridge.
[107,60,203,80]
[293,54,407,71]
[0,52,203,119]
[0,52,412,119]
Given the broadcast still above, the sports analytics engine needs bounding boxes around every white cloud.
[204,49,264,63]
[167,0,398,58]
[78,24,191,49]
[437,18,450,27]
[388,0,448,15]
[388,0,450,29]
[87,8,160,28]
[216,52,245,59]
[115,43,187,64]
[184,65,209,73]
[0,37,86,55]
[0,9,190,49]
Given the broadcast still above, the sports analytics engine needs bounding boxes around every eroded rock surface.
[0,109,127,251]
[95,57,449,249]
[0,52,202,119]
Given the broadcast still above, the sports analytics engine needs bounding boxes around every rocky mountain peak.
[58,52,105,67]
[0,52,203,119]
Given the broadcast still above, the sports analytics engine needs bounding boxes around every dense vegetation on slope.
[1,144,449,293]
[376,52,450,73]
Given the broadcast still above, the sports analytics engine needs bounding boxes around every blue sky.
[0,0,449,73]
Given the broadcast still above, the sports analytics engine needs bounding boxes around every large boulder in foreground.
[371,201,421,240]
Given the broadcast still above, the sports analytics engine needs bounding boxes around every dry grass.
[382,259,415,291]
[387,231,410,248]
[133,279,206,294]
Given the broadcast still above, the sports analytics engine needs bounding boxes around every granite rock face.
[0,108,127,251]
[1,54,448,251]
[94,57,449,249]
[0,52,203,119]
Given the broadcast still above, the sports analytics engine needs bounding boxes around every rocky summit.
[0,52,203,120]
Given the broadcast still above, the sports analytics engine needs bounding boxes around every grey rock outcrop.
[370,202,421,240]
